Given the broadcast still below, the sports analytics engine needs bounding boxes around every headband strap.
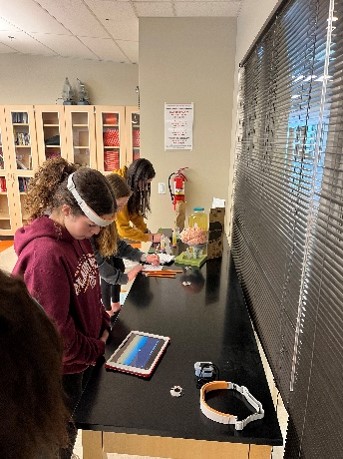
[67,173,112,227]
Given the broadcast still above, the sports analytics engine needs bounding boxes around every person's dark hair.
[126,158,155,217]
[0,269,69,459]
[107,173,131,200]
[25,157,116,221]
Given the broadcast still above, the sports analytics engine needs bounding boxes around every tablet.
[105,330,170,378]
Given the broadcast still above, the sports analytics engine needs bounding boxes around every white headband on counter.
[67,173,112,227]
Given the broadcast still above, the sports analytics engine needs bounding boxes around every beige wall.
[139,18,236,232]
[0,54,138,105]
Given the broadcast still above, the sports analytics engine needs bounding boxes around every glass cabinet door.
[35,106,68,163]
[4,106,39,173]
[126,106,140,163]
[0,108,12,235]
[2,106,38,233]
[95,106,125,174]
[64,106,96,168]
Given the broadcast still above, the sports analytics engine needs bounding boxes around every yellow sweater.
[114,166,150,242]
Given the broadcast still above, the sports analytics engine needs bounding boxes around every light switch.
[158,182,166,194]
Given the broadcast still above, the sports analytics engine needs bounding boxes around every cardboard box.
[207,208,225,259]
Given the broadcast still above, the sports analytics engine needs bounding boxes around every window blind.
[232,0,343,457]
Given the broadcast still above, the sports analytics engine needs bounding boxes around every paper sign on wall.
[164,103,193,150]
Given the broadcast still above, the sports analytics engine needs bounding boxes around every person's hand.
[127,264,143,281]
[146,254,160,266]
[100,329,109,344]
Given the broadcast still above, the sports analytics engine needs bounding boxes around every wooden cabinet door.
[95,106,126,175]
[35,105,68,164]
[125,106,140,164]
[0,106,15,235]
[64,106,97,168]
[2,105,39,232]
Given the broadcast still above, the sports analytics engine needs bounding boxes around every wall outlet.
[158,182,166,194]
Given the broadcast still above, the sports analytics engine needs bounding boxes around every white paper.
[164,103,193,150]
[212,197,226,208]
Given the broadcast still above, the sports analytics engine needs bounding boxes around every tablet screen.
[106,331,170,377]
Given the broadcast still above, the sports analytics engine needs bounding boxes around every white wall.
[0,54,138,105]
[139,18,236,232]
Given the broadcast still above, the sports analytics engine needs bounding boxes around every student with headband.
[12,158,116,459]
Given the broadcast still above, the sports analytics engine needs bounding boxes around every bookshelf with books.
[0,104,139,234]
[1,106,39,234]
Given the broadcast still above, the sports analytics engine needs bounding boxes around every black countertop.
[75,247,283,446]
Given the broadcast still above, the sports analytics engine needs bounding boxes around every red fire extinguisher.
[168,167,188,210]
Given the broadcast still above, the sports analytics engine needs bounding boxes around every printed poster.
[164,103,193,150]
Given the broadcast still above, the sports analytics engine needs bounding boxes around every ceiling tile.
[0,17,20,32]
[0,0,243,62]
[80,36,130,62]
[30,32,100,60]
[0,0,68,34]
[38,0,109,37]
[134,2,175,16]
[116,39,139,63]
[0,30,57,55]
[98,17,139,41]
[0,41,18,53]
[85,0,138,21]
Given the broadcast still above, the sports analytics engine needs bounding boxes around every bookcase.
[0,104,139,235]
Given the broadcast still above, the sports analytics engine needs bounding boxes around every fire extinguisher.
[168,167,188,210]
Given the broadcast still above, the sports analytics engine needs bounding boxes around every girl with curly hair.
[12,157,116,458]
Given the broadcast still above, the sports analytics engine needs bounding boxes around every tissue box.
[207,208,225,259]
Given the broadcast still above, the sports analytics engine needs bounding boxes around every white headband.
[67,173,112,227]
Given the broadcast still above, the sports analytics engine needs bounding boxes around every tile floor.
[1,243,287,458]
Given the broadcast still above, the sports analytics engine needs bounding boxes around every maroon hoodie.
[12,216,110,374]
